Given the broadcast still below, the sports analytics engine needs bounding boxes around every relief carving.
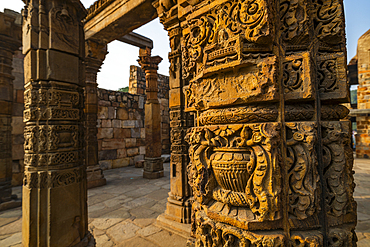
[280,0,309,49]
[322,121,356,220]
[182,0,272,80]
[187,123,281,222]
[185,56,277,111]
[286,122,320,221]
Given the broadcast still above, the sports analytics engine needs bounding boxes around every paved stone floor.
[1,159,370,246]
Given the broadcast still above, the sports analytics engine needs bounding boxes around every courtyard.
[0,159,370,246]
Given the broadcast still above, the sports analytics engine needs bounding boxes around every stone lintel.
[84,0,157,43]
[117,32,153,49]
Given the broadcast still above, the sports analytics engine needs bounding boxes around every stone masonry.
[129,65,170,155]
[355,29,370,158]
[97,88,146,170]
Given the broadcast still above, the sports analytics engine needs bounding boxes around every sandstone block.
[12,144,23,160]
[108,107,116,119]
[102,139,125,150]
[125,138,136,148]
[131,128,141,138]
[127,148,139,157]
[140,146,146,155]
[101,120,111,128]
[113,128,131,138]
[112,158,130,169]
[112,119,121,128]
[98,106,108,119]
[122,120,136,128]
[97,128,113,139]
[99,160,112,170]
[11,116,24,135]
[117,149,127,158]
[98,150,117,161]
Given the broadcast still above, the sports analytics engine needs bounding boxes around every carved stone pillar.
[85,39,107,188]
[157,0,357,245]
[154,1,193,225]
[138,47,164,179]
[22,1,94,246]
[0,11,22,211]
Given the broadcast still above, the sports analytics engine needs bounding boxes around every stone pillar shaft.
[138,47,164,179]
[85,40,107,188]
[155,0,357,245]
[22,1,93,246]
[0,12,21,211]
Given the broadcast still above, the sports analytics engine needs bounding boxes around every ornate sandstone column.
[138,47,164,179]
[157,0,357,245]
[0,11,22,211]
[154,0,193,225]
[22,1,94,246]
[85,39,107,188]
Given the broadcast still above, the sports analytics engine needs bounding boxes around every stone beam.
[117,32,153,49]
[84,0,157,43]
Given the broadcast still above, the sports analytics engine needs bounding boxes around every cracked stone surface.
[0,160,369,246]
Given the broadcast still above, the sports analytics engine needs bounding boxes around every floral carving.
[322,121,356,219]
[286,122,320,220]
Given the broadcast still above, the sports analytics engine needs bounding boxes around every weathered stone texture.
[129,65,170,154]
[97,89,145,169]
[21,1,93,246]
[0,10,22,211]
[154,0,356,244]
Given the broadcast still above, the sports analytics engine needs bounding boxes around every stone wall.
[97,89,146,170]
[355,29,370,158]
[11,50,25,186]
[129,65,170,154]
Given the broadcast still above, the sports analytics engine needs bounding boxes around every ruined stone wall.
[97,88,146,170]
[11,50,25,186]
[356,29,370,158]
[129,65,170,154]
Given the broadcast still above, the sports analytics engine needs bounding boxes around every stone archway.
[20,0,357,246]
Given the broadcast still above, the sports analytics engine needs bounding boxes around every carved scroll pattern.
[182,0,271,79]
[193,212,285,247]
[286,122,320,220]
[312,0,344,45]
[283,52,313,100]
[187,123,281,221]
[322,121,356,218]
[24,167,85,189]
[279,0,309,45]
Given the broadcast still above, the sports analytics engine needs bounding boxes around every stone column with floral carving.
[0,11,22,211]
[85,39,107,188]
[22,0,94,246]
[155,0,357,245]
[138,47,164,179]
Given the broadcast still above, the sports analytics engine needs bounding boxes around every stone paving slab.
[1,160,370,246]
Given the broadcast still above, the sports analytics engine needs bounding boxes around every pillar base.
[156,213,191,239]
[0,195,21,212]
[143,170,164,179]
[165,197,192,224]
[72,231,95,247]
[87,166,106,189]
[143,157,164,179]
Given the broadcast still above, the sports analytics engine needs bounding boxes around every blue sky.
[1,0,370,90]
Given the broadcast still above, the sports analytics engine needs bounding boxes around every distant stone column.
[85,39,107,188]
[0,11,22,211]
[138,47,164,179]
[22,1,94,246]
